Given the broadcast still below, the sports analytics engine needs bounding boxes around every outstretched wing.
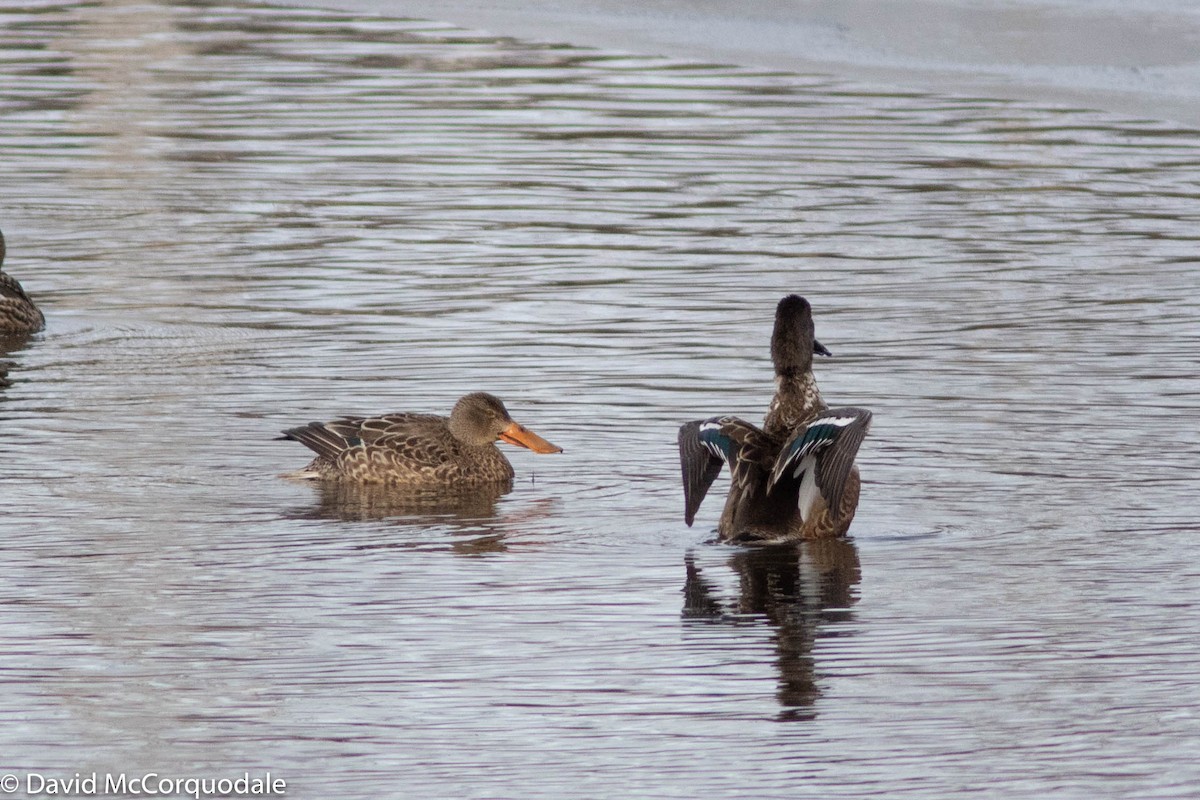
[767,407,872,522]
[678,415,772,526]
[678,419,727,526]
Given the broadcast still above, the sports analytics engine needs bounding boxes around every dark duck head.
[764,295,829,434]
[770,294,830,379]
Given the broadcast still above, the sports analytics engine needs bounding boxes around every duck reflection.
[2,324,41,384]
[683,538,860,719]
[304,479,513,523]
[2,324,40,387]
[0,349,30,388]
[288,479,558,556]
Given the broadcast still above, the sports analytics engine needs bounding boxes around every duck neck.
[764,370,824,435]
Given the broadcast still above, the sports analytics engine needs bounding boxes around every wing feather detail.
[279,421,357,461]
[678,420,726,526]
[282,413,454,468]
[678,416,771,526]
[768,407,872,521]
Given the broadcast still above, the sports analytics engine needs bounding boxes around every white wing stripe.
[814,414,859,427]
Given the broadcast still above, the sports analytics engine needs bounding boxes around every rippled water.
[2,1,1199,797]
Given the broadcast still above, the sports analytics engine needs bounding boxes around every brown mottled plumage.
[280,392,561,485]
[0,230,45,334]
[678,295,872,543]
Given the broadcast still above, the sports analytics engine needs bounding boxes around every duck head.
[771,295,830,378]
[448,392,562,453]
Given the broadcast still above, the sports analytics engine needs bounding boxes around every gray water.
[2,1,1199,797]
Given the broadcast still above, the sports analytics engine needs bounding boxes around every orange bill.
[499,421,563,454]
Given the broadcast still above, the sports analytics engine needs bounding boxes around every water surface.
[2,1,1199,797]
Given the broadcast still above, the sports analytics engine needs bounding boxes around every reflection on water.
[2,0,1200,797]
[684,540,860,719]
[294,478,513,522]
[1,331,38,388]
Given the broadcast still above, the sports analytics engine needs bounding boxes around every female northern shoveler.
[280,391,562,485]
[678,295,872,542]
[0,229,46,334]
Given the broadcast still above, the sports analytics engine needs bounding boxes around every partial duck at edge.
[0,229,45,334]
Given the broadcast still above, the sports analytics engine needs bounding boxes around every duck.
[280,391,562,485]
[677,295,871,542]
[0,229,46,334]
